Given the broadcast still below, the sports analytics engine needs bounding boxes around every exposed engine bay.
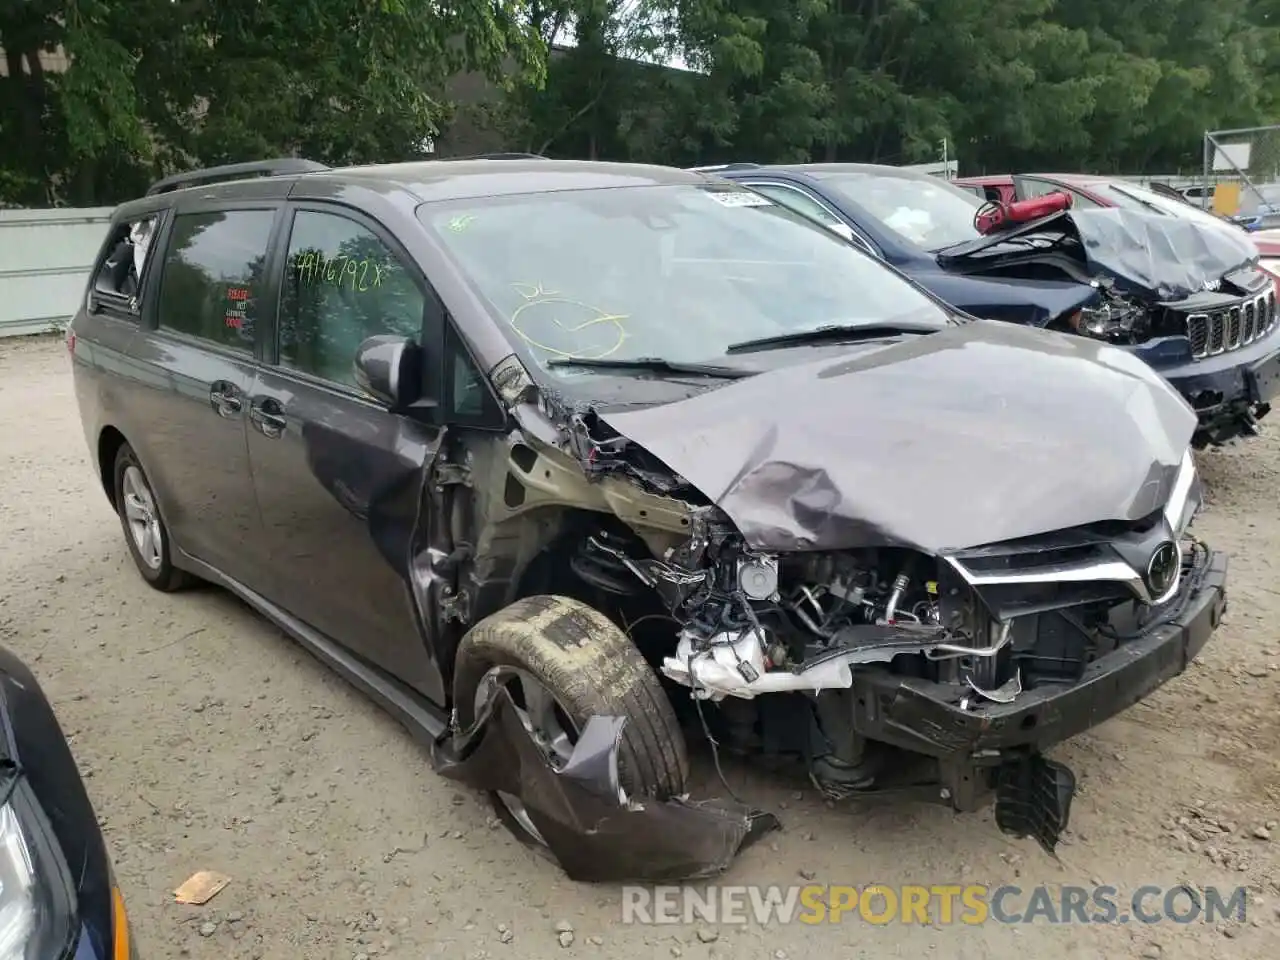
[566,478,1210,809]
[424,320,1227,878]
[581,520,1013,701]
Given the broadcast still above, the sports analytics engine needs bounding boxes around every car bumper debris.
[431,687,779,882]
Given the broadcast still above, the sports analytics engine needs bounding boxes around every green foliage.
[0,0,543,205]
[3,0,1280,206]
[501,0,1280,174]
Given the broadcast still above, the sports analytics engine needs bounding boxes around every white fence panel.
[0,207,114,338]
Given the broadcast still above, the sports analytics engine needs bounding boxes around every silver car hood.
[601,320,1196,554]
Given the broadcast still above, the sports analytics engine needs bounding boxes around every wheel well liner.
[97,426,127,509]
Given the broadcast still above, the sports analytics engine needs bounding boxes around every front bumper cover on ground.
[430,688,779,883]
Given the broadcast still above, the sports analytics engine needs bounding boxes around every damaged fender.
[430,686,779,882]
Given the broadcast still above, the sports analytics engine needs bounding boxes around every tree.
[495,0,683,158]
[6,0,1280,207]
[0,0,545,206]
[494,0,1280,174]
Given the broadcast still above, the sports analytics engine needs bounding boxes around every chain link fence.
[1202,125,1280,227]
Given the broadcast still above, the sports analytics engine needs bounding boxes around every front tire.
[113,443,191,592]
[453,595,689,828]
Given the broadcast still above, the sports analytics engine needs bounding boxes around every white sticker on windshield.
[706,191,774,208]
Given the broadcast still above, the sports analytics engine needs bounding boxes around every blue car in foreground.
[0,643,136,958]
[704,162,1280,447]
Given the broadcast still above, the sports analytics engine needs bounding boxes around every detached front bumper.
[848,549,1228,760]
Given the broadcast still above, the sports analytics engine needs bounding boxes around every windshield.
[420,183,950,373]
[819,172,985,251]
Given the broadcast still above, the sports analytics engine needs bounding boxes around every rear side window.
[91,214,161,311]
[156,210,276,353]
[1018,177,1103,208]
[277,210,426,388]
[750,183,842,228]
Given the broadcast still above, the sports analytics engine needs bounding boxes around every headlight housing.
[0,774,76,960]
[1067,298,1146,342]
[1163,448,1202,537]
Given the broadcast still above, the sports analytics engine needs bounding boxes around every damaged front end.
[427,322,1227,878]
[571,457,1224,855]
[936,207,1280,446]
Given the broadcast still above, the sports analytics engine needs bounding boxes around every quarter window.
[1017,178,1061,199]
[1017,178,1102,210]
[156,210,275,352]
[748,182,876,253]
[94,214,161,307]
[750,183,842,228]
[1065,189,1104,210]
[278,210,425,388]
[446,326,493,420]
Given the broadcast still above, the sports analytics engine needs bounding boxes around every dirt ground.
[1,333,1277,960]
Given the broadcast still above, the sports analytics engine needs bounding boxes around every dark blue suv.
[708,162,1280,447]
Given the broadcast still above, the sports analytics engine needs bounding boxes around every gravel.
[2,333,1278,959]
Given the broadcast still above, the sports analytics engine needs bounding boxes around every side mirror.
[354,334,422,410]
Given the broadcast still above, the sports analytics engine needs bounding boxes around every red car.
[955,173,1280,262]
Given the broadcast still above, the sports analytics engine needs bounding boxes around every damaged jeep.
[70,157,1227,883]
[707,162,1280,447]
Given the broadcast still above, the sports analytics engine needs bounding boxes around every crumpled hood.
[937,207,1258,301]
[601,320,1197,554]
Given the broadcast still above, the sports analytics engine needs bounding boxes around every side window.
[93,214,161,309]
[156,210,274,353]
[448,329,489,419]
[1066,188,1104,210]
[1016,177,1061,199]
[279,210,425,388]
[750,183,842,228]
[748,183,875,253]
[1017,178,1102,210]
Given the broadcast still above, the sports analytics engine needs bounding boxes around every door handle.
[249,398,288,439]
[209,382,242,418]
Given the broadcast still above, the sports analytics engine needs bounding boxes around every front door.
[245,204,446,698]
[122,206,279,585]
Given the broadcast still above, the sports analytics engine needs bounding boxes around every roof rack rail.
[688,162,762,172]
[145,158,330,196]
[434,152,548,161]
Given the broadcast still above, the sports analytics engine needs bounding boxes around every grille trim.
[1187,290,1276,359]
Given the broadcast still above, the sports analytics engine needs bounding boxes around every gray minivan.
[68,156,1225,880]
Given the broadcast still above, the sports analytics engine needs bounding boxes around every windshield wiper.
[546,356,752,378]
[725,322,939,355]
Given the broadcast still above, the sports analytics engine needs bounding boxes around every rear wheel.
[113,443,192,592]
[453,594,689,843]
